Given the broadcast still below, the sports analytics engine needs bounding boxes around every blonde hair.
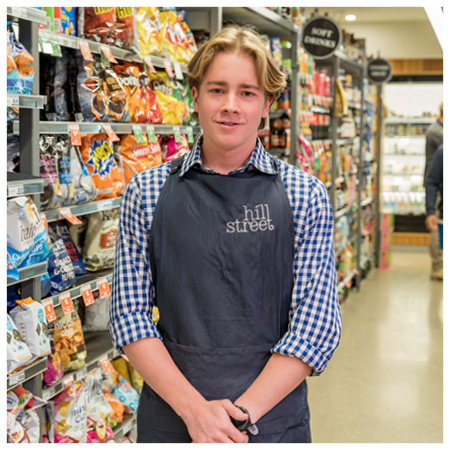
[187,24,287,129]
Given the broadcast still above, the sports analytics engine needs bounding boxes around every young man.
[109,24,341,443]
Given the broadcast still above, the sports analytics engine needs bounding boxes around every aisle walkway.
[308,246,443,443]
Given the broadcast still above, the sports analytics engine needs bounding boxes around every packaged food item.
[43,345,64,386]
[78,7,115,46]
[7,196,52,269]
[46,226,77,295]
[133,7,164,58]
[102,370,140,413]
[51,310,87,373]
[82,209,120,271]
[68,218,89,254]
[128,363,144,392]
[148,140,163,167]
[84,369,117,429]
[8,28,34,94]
[9,297,51,361]
[60,7,76,36]
[104,66,129,122]
[102,390,124,423]
[70,145,97,205]
[113,62,163,124]
[7,314,33,374]
[87,416,115,443]
[7,39,22,93]
[46,381,87,443]
[113,7,134,49]
[116,133,152,185]
[50,222,87,276]
[80,134,124,200]
[7,252,20,281]
[162,134,190,162]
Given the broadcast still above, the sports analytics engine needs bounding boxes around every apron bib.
[138,157,311,443]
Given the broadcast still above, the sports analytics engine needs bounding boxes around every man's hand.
[425,214,438,232]
[183,399,249,443]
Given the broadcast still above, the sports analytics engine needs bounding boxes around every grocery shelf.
[42,331,118,402]
[44,269,114,309]
[7,172,47,198]
[385,117,434,124]
[7,7,50,26]
[113,413,138,441]
[361,197,373,207]
[7,261,48,287]
[7,357,48,390]
[7,93,47,109]
[43,197,122,223]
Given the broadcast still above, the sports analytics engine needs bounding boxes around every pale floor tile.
[308,247,443,443]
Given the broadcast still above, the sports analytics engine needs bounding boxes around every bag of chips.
[102,370,140,413]
[80,134,124,200]
[8,29,34,94]
[7,39,22,93]
[69,144,97,205]
[7,314,33,374]
[46,226,77,296]
[7,196,52,269]
[149,140,163,167]
[162,134,190,162]
[43,345,64,386]
[51,310,87,373]
[104,66,129,122]
[133,7,164,58]
[102,390,124,423]
[46,381,87,443]
[78,7,116,46]
[113,7,134,49]
[82,208,120,271]
[9,297,51,361]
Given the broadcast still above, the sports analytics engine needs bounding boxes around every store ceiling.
[301,7,429,25]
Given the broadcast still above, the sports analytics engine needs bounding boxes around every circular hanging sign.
[301,16,342,60]
[367,58,393,84]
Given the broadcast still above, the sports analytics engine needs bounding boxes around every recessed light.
[345,14,356,21]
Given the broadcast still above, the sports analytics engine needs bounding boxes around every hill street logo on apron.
[226,204,275,233]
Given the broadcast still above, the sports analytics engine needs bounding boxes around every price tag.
[42,40,54,55]
[63,374,75,389]
[99,355,114,375]
[41,299,57,323]
[76,366,88,380]
[79,40,94,61]
[132,124,146,144]
[7,95,20,107]
[173,127,182,143]
[98,278,111,299]
[8,185,24,197]
[164,59,175,78]
[147,125,157,143]
[101,45,118,64]
[60,208,83,225]
[173,61,184,80]
[68,123,82,146]
[102,124,120,142]
[186,126,194,143]
[9,371,25,386]
[59,292,75,315]
[144,55,156,73]
[81,284,96,307]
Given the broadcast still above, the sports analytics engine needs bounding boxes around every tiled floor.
[307,246,444,443]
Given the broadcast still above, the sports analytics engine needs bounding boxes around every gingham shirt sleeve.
[109,166,170,351]
[272,163,341,375]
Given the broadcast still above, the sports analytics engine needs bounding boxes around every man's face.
[191,51,271,156]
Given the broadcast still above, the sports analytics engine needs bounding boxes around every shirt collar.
[178,136,277,177]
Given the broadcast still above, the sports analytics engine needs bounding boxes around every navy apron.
[137,155,311,443]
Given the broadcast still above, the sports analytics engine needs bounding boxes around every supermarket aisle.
[308,246,443,443]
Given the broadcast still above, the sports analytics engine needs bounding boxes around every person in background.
[425,144,443,280]
[424,102,443,280]
[109,24,341,443]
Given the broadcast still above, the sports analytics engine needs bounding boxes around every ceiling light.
[345,14,356,22]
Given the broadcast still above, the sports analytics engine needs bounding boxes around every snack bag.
[117,133,153,185]
[7,252,20,281]
[82,208,120,271]
[87,416,115,443]
[61,7,76,36]
[7,314,33,374]
[84,369,117,429]
[70,144,97,205]
[150,71,184,125]
[102,390,124,423]
[148,140,163,167]
[81,290,110,332]
[51,310,87,373]
[113,7,134,49]
[80,134,124,200]
[104,66,129,122]
[51,222,87,276]
[162,134,190,162]
[7,196,52,268]
[46,225,77,295]
[78,7,115,45]
[46,381,87,443]
[8,29,34,94]
[9,297,51,360]
[7,39,22,93]
[43,345,64,386]
[102,370,140,412]
[133,7,164,58]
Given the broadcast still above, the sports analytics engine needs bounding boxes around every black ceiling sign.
[301,16,342,60]
[367,58,393,84]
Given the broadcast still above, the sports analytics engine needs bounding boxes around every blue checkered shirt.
[109,138,341,375]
